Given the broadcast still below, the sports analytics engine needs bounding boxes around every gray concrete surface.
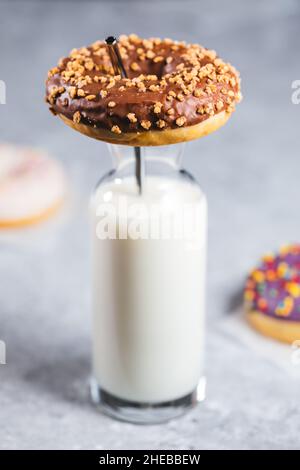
[0,0,300,449]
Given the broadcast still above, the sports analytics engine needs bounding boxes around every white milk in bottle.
[90,145,206,423]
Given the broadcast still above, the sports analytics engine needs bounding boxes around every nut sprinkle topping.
[46,34,242,133]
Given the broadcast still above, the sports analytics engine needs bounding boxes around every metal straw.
[105,36,144,195]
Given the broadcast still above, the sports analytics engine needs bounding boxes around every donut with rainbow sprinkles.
[244,244,300,343]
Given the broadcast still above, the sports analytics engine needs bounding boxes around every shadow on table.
[226,285,244,314]
[23,350,91,406]
[2,319,92,408]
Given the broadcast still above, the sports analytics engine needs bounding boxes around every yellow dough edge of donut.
[0,199,63,229]
[59,110,231,147]
[246,310,300,344]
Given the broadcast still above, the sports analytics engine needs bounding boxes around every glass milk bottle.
[90,143,207,424]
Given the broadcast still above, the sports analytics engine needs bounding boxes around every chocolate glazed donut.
[45,34,242,146]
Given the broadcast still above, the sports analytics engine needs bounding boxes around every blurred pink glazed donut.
[0,144,65,227]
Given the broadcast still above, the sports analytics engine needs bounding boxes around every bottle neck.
[107,143,185,177]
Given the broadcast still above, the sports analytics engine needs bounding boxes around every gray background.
[0,0,300,450]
